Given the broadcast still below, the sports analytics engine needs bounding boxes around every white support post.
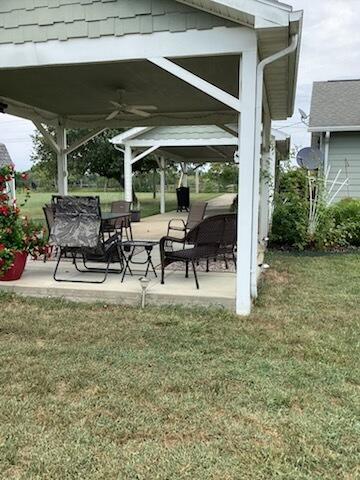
[259,148,271,244]
[236,50,258,316]
[56,124,68,196]
[182,163,188,188]
[124,145,133,203]
[160,157,166,214]
[195,169,200,194]
[268,142,276,230]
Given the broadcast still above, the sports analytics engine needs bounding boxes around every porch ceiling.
[157,144,236,163]
[0,55,239,129]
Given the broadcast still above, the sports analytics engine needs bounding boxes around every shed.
[309,80,360,201]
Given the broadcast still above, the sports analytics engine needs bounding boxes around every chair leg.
[224,255,229,270]
[232,252,237,271]
[161,265,165,285]
[185,261,189,278]
[206,259,210,272]
[191,260,199,290]
[53,248,64,281]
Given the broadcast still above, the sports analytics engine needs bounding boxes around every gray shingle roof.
[309,80,360,131]
[0,143,12,168]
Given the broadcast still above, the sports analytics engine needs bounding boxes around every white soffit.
[176,0,293,29]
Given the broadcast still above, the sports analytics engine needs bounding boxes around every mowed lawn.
[0,252,359,479]
[16,191,219,223]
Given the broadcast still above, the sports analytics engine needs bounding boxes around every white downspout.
[250,34,299,299]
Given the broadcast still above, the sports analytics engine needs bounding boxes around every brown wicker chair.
[167,201,207,239]
[160,213,237,289]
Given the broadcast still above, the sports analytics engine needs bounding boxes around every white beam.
[0,27,255,70]
[56,124,68,196]
[124,145,133,203]
[148,57,242,113]
[236,49,257,316]
[33,121,60,154]
[131,145,160,165]
[128,137,238,147]
[65,128,106,155]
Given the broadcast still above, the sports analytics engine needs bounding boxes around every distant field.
[16,191,218,223]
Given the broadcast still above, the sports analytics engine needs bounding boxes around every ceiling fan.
[106,90,157,120]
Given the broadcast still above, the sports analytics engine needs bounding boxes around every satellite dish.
[296,147,323,170]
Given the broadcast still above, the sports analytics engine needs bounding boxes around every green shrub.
[270,169,309,249]
[328,198,360,246]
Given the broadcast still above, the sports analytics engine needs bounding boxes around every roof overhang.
[111,125,238,163]
[309,125,360,133]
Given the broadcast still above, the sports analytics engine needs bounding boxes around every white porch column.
[236,49,258,316]
[7,177,16,204]
[268,142,276,229]
[195,169,200,194]
[160,156,166,214]
[182,163,188,187]
[124,145,133,203]
[259,148,272,244]
[56,124,68,196]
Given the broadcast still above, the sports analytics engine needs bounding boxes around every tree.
[30,128,160,200]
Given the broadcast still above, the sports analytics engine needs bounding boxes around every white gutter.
[250,33,299,299]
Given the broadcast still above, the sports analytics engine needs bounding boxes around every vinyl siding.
[328,132,360,201]
[0,0,235,45]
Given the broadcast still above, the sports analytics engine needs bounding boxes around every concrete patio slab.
[0,259,236,310]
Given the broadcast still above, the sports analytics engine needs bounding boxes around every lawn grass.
[0,251,359,478]
[16,191,219,223]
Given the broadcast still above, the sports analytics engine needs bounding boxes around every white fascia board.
[0,27,254,70]
[110,127,153,145]
[177,0,291,28]
[309,125,360,133]
[126,138,238,147]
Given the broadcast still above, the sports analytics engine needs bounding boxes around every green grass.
[17,191,219,223]
[0,251,359,478]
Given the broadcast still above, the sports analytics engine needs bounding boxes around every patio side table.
[120,240,159,282]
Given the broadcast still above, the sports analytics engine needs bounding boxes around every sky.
[0,0,360,171]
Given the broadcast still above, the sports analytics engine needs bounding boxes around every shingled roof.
[0,143,12,168]
[309,80,360,132]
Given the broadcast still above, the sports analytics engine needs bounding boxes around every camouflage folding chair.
[51,196,123,283]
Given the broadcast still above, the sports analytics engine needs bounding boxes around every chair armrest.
[160,235,186,259]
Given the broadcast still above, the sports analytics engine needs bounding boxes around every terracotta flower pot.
[0,251,28,281]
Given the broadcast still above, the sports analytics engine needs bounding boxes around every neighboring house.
[309,80,360,201]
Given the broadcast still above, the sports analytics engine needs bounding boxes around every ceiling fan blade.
[106,110,120,121]
[126,107,152,118]
[109,100,122,108]
[131,105,158,111]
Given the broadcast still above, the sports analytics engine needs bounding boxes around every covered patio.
[0,0,302,314]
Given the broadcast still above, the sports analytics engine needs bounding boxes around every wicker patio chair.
[50,196,123,283]
[160,213,237,289]
[167,201,207,239]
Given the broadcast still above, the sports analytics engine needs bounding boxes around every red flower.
[0,244,5,252]
[0,205,10,216]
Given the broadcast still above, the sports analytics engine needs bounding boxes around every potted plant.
[0,164,48,281]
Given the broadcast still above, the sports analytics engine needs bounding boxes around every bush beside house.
[270,168,360,250]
